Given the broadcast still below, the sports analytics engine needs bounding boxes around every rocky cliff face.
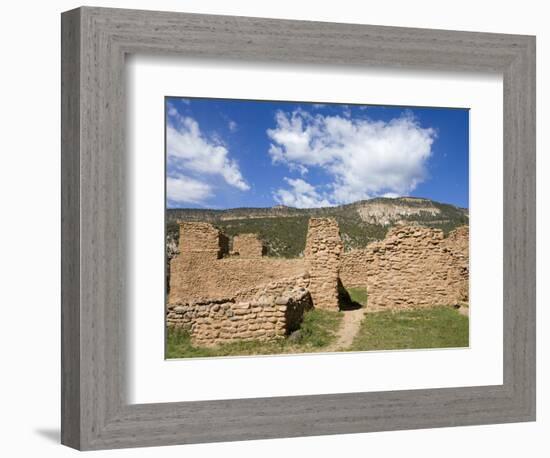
[355,200,440,225]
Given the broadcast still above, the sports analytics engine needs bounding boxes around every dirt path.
[327,308,368,352]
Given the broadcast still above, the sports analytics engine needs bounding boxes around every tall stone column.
[304,218,343,310]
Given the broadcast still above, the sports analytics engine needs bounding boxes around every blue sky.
[166,97,469,209]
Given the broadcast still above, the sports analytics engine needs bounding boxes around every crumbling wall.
[232,274,310,302]
[304,218,343,310]
[168,222,307,303]
[340,225,469,308]
[440,225,469,302]
[177,222,228,260]
[232,233,265,258]
[169,257,307,303]
[170,220,469,314]
[170,219,344,309]
[167,283,313,346]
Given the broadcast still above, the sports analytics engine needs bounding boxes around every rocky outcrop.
[356,200,440,226]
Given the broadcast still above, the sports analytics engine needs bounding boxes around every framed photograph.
[61,6,536,450]
[164,96,471,359]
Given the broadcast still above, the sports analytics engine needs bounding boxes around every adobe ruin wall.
[232,233,265,258]
[169,218,342,311]
[304,218,343,310]
[340,225,469,309]
[167,278,313,345]
[168,218,469,346]
[169,256,308,303]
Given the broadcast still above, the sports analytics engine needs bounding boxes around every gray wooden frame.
[61,6,536,451]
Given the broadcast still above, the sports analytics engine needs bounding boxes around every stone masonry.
[177,222,228,260]
[169,219,342,307]
[167,279,313,346]
[167,217,468,345]
[304,218,343,310]
[340,225,469,309]
[232,233,265,258]
[168,255,307,304]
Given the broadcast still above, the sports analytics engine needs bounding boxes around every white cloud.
[228,120,238,132]
[167,174,213,205]
[167,116,249,191]
[268,110,436,207]
[273,178,332,208]
[167,104,178,117]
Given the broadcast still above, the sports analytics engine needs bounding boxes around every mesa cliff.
[167,196,468,258]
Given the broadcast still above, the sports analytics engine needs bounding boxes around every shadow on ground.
[338,280,363,311]
[35,428,60,443]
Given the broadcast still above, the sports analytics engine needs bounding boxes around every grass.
[299,309,343,348]
[346,287,369,306]
[166,308,343,359]
[166,291,469,358]
[350,306,469,351]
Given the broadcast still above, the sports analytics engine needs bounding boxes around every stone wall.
[169,221,307,303]
[304,218,343,310]
[169,220,340,305]
[232,274,310,302]
[340,225,469,308]
[169,256,307,303]
[169,220,468,315]
[167,283,313,345]
[232,233,265,258]
[178,222,228,260]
